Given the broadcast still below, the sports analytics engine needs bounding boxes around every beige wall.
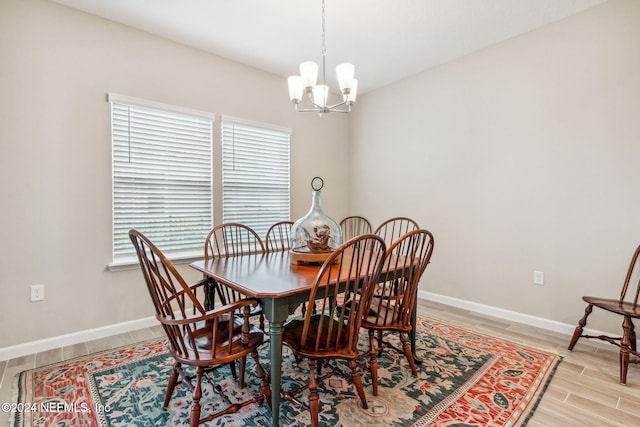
[349,0,640,334]
[2,0,638,350]
[0,0,349,348]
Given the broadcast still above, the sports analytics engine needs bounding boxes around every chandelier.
[287,0,358,114]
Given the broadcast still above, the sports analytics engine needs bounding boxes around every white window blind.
[110,94,213,264]
[221,118,291,239]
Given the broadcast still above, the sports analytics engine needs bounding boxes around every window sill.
[107,253,203,272]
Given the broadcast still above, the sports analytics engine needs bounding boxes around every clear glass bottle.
[290,177,343,264]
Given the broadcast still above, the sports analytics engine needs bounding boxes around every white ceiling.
[49,0,607,94]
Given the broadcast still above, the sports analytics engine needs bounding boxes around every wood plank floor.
[1,299,638,426]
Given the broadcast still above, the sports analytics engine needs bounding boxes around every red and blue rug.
[13,316,560,426]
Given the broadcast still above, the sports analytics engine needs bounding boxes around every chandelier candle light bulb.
[300,61,319,87]
[312,85,329,108]
[336,63,354,92]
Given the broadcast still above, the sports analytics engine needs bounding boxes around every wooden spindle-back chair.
[339,215,372,241]
[129,229,271,427]
[374,216,419,247]
[265,221,294,253]
[281,234,387,427]
[568,244,640,384]
[361,229,434,396]
[204,223,266,330]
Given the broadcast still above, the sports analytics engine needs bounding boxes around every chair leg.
[368,329,379,397]
[568,304,593,350]
[239,356,247,388]
[621,316,633,384]
[164,362,180,408]
[229,360,238,380]
[190,366,204,427]
[400,332,418,376]
[308,359,319,427]
[250,349,271,410]
[350,359,368,410]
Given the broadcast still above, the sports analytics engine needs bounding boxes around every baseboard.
[418,290,607,337]
[0,292,612,362]
[0,316,158,362]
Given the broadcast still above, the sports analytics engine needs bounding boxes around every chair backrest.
[620,244,640,306]
[130,229,205,318]
[130,229,221,360]
[265,221,294,253]
[374,217,420,247]
[204,223,265,260]
[340,216,372,241]
[366,229,434,329]
[204,223,265,310]
[300,234,387,355]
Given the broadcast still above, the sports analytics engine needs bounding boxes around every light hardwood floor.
[1,299,639,426]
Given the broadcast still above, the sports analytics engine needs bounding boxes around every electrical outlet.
[31,284,45,301]
[533,271,544,286]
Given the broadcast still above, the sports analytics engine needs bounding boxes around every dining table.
[190,249,421,427]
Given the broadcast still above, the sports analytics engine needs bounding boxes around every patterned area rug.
[13,316,561,426]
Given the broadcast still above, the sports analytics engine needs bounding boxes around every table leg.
[204,278,217,310]
[268,320,284,426]
[261,298,295,427]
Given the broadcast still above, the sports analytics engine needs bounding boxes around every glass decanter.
[290,177,343,264]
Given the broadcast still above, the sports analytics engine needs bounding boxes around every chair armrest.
[189,277,215,289]
[159,298,259,326]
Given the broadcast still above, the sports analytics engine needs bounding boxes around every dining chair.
[281,234,387,427]
[205,222,266,258]
[265,221,294,253]
[340,215,372,241]
[567,244,640,384]
[360,229,434,396]
[265,220,312,318]
[374,216,420,247]
[204,223,267,330]
[129,229,271,427]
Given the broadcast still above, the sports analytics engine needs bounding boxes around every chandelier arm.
[298,94,350,112]
[295,93,326,111]
[327,105,352,113]
[295,106,325,113]
[325,99,349,110]
[294,100,351,114]
[302,92,327,110]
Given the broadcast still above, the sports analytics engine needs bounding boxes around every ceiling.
[49,0,607,94]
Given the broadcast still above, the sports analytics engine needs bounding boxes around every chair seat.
[180,320,264,361]
[362,297,411,332]
[342,296,410,332]
[582,296,640,318]
[283,315,355,358]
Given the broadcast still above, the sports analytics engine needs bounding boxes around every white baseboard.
[419,290,601,337]
[0,292,615,362]
[0,316,158,362]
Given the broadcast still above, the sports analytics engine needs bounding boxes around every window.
[221,117,291,239]
[109,94,213,266]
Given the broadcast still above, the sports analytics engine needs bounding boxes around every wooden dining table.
[190,249,421,427]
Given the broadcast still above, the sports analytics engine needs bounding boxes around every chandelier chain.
[321,0,326,84]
